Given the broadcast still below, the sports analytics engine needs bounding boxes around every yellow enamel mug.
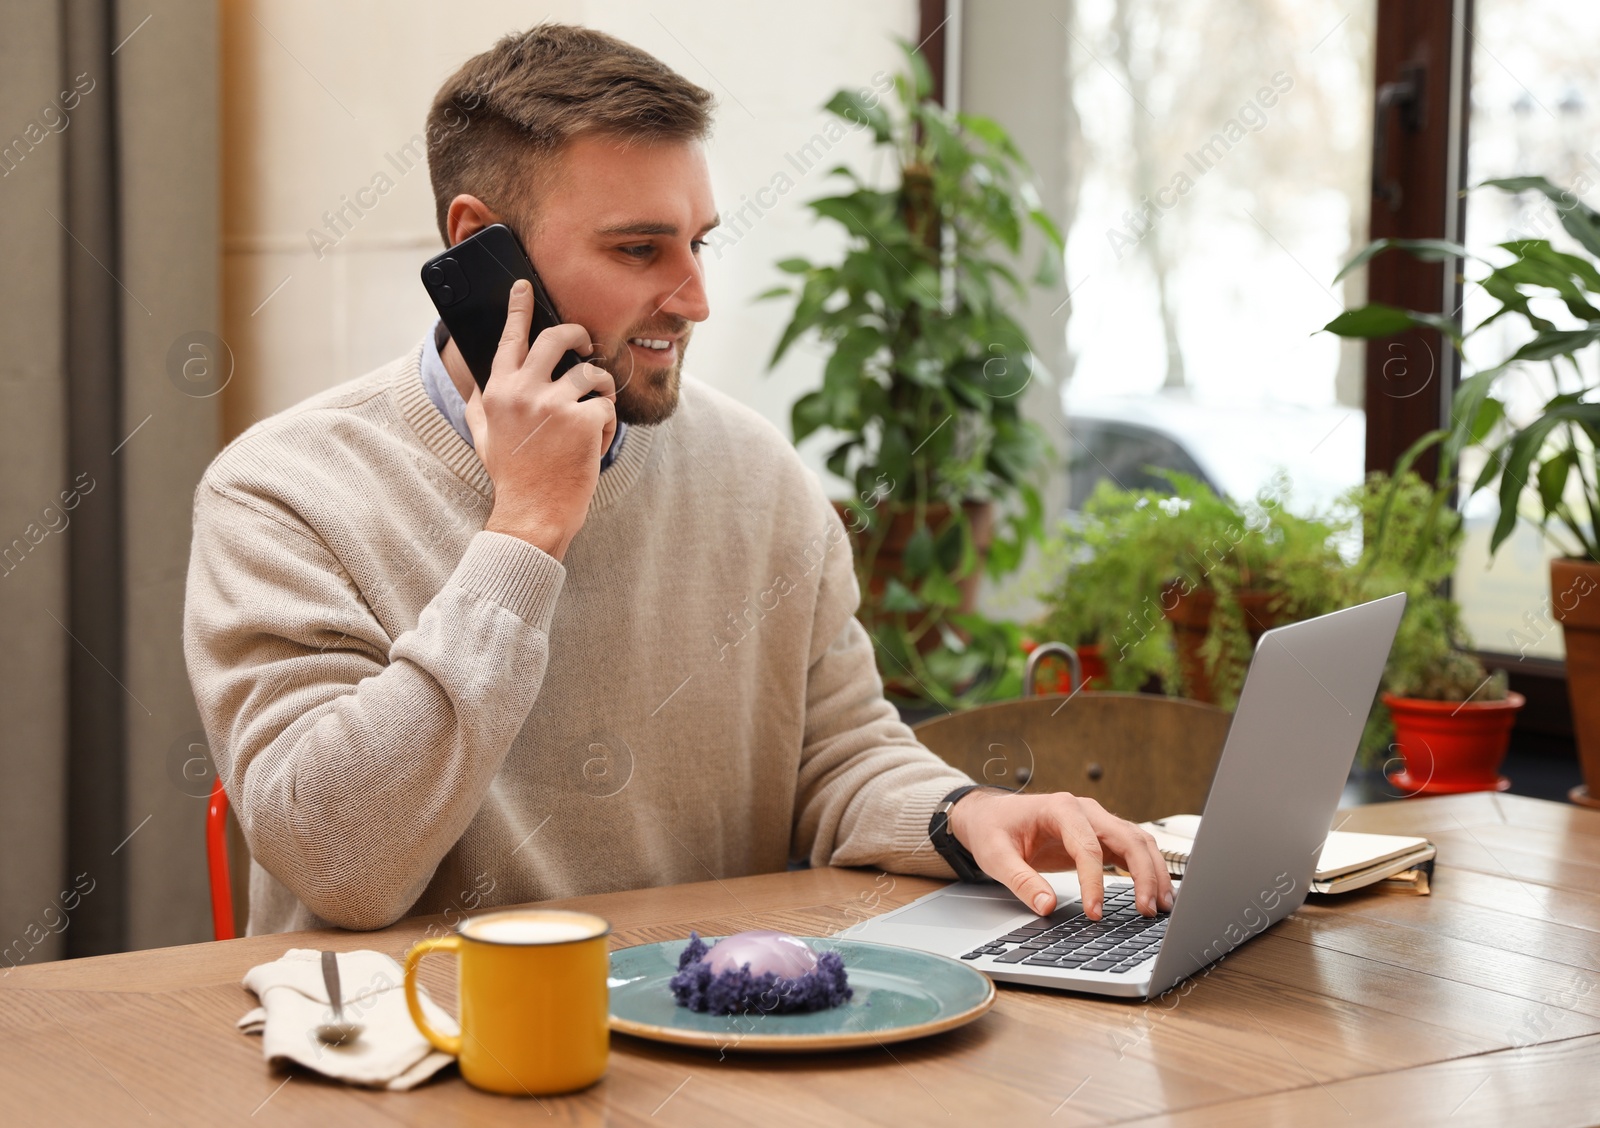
[403,909,610,1095]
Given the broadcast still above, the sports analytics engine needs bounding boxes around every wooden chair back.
[912,693,1233,823]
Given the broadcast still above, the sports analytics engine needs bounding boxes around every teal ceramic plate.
[607,937,995,1052]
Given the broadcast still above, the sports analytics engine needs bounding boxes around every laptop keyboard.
[959,886,1169,974]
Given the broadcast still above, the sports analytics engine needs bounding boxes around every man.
[184,23,1171,936]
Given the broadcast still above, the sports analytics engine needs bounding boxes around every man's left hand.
[946,789,1175,921]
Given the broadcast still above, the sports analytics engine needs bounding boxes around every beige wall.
[221,2,573,437]
[223,0,919,496]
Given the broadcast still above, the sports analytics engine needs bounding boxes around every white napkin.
[238,947,459,1091]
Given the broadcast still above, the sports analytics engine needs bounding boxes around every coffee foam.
[462,911,606,945]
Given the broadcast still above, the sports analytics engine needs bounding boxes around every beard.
[592,320,692,426]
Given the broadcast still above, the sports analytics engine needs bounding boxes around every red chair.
[206,776,237,940]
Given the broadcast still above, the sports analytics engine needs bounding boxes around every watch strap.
[928,784,1010,883]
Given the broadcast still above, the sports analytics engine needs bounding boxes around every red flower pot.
[1077,643,1109,691]
[1384,692,1525,796]
[1021,640,1108,693]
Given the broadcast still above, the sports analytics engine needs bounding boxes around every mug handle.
[403,935,463,1057]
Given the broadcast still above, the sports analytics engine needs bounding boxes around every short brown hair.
[425,24,715,245]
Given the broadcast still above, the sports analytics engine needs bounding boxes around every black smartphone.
[419,223,586,391]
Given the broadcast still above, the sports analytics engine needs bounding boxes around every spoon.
[315,949,363,1046]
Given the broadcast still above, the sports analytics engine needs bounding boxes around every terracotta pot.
[1160,583,1282,705]
[1550,558,1600,809]
[1384,692,1525,795]
[836,500,994,657]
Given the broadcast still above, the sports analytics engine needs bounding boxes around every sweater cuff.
[891,775,976,879]
[449,531,566,630]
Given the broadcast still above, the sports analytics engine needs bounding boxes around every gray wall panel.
[116,0,222,951]
[0,0,71,968]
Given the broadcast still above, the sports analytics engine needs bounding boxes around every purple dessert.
[669,930,852,1015]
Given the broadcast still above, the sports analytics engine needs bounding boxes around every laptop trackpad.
[892,892,1032,930]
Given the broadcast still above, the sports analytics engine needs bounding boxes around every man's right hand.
[466,279,617,560]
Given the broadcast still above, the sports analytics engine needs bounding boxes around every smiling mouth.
[627,337,674,351]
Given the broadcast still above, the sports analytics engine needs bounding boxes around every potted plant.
[1349,471,1524,793]
[1034,470,1350,707]
[1326,175,1599,806]
[1031,494,1175,695]
[764,41,1064,709]
[1025,582,1123,696]
[1383,630,1521,795]
[1146,472,1349,706]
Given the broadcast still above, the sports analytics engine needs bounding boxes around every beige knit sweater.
[183,337,971,934]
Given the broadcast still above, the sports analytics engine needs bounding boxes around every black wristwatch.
[928,784,1012,883]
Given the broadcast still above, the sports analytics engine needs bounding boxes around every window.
[1045,1,1377,521]
[1453,0,1600,661]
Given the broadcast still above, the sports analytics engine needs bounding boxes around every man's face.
[518,135,717,426]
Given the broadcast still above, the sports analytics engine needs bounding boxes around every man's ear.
[446,194,500,246]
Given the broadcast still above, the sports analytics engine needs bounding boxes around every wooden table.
[2,793,1597,1126]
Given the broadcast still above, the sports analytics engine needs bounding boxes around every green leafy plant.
[1037,462,1505,762]
[1034,495,1176,694]
[1325,175,1600,561]
[763,40,1064,708]
[1035,471,1351,706]
[1154,474,1350,706]
[1353,471,1502,700]
[1347,470,1506,765]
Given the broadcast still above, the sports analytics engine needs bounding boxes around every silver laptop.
[843,593,1405,1000]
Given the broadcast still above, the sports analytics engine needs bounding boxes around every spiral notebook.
[1141,814,1436,895]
